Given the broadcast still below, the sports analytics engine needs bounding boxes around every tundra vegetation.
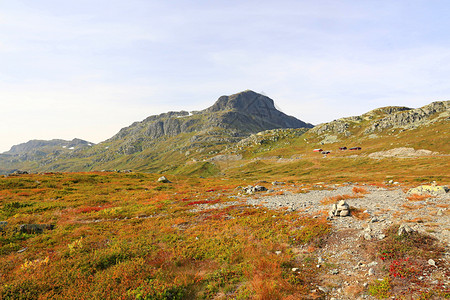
[0,172,332,299]
[0,169,448,299]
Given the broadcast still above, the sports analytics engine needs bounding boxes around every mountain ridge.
[0,90,313,174]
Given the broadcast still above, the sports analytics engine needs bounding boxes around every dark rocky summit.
[203,90,313,131]
[107,90,312,155]
[112,90,312,142]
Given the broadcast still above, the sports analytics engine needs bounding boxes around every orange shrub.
[320,194,354,205]
[350,206,370,220]
[352,186,369,194]
[406,194,432,201]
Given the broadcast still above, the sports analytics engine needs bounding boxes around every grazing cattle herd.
[314,146,362,155]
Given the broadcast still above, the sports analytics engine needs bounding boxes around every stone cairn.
[328,200,350,218]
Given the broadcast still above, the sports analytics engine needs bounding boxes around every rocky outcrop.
[364,101,449,134]
[309,101,449,138]
[310,120,352,136]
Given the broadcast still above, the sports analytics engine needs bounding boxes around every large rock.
[18,224,54,234]
[157,176,171,183]
[408,185,449,195]
[0,221,7,232]
[243,185,268,194]
[398,224,415,236]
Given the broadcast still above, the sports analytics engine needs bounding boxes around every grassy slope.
[217,116,449,185]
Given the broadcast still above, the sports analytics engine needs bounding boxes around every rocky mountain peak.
[205,90,276,114]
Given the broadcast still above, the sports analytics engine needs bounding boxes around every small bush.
[377,225,445,260]
[406,193,432,201]
[352,186,369,194]
[368,277,391,299]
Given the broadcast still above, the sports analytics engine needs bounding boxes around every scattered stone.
[364,233,372,241]
[369,217,379,223]
[367,261,378,267]
[318,256,324,264]
[408,185,449,195]
[398,224,415,236]
[272,181,285,185]
[428,259,436,267]
[368,268,375,276]
[157,176,171,183]
[330,269,339,275]
[377,234,386,240]
[17,247,27,253]
[12,170,29,175]
[292,268,299,272]
[318,286,329,293]
[275,250,282,255]
[243,185,268,194]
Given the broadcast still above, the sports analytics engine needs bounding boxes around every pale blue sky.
[1,1,449,152]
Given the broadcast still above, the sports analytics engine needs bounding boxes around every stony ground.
[195,183,450,299]
[253,184,450,299]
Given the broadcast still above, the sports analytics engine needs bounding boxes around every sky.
[1,0,450,153]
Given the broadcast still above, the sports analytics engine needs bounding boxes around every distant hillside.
[5,138,93,155]
[211,100,449,182]
[309,100,449,141]
[231,100,450,157]
[0,91,312,174]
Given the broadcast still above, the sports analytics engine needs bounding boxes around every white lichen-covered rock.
[407,185,449,195]
[157,176,171,183]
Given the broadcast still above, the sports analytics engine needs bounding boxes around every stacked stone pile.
[328,200,350,218]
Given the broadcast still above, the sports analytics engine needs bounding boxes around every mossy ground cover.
[0,172,332,299]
